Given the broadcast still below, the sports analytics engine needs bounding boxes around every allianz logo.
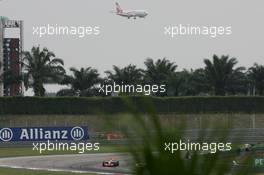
[0,126,85,142]
[0,128,13,142]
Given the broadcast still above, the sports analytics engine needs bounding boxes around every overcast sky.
[1,0,264,93]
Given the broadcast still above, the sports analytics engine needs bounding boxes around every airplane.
[113,2,148,19]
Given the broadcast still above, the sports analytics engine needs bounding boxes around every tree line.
[4,46,263,97]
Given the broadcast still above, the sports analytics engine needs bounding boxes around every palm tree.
[144,58,177,96]
[22,46,65,96]
[204,55,245,96]
[166,72,183,96]
[105,64,144,85]
[225,68,248,95]
[248,63,264,95]
[61,67,100,96]
[176,69,210,96]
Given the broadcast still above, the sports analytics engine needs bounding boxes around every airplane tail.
[115,2,123,13]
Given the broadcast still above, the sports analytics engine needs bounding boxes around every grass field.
[0,145,128,158]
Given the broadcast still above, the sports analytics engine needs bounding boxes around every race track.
[0,153,132,174]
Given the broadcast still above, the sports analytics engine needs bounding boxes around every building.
[0,16,23,96]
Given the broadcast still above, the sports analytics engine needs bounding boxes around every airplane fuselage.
[117,10,148,19]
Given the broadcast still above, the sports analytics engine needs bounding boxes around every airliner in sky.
[113,2,148,19]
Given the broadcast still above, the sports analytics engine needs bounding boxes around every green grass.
[0,168,96,175]
[0,145,128,158]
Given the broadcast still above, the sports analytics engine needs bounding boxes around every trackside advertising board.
[0,126,89,142]
[255,158,264,167]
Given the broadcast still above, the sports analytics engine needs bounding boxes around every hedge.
[0,96,263,115]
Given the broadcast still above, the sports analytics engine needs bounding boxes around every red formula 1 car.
[102,158,119,167]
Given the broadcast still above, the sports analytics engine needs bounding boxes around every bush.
[0,96,263,115]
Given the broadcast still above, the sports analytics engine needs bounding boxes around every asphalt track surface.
[0,153,132,174]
